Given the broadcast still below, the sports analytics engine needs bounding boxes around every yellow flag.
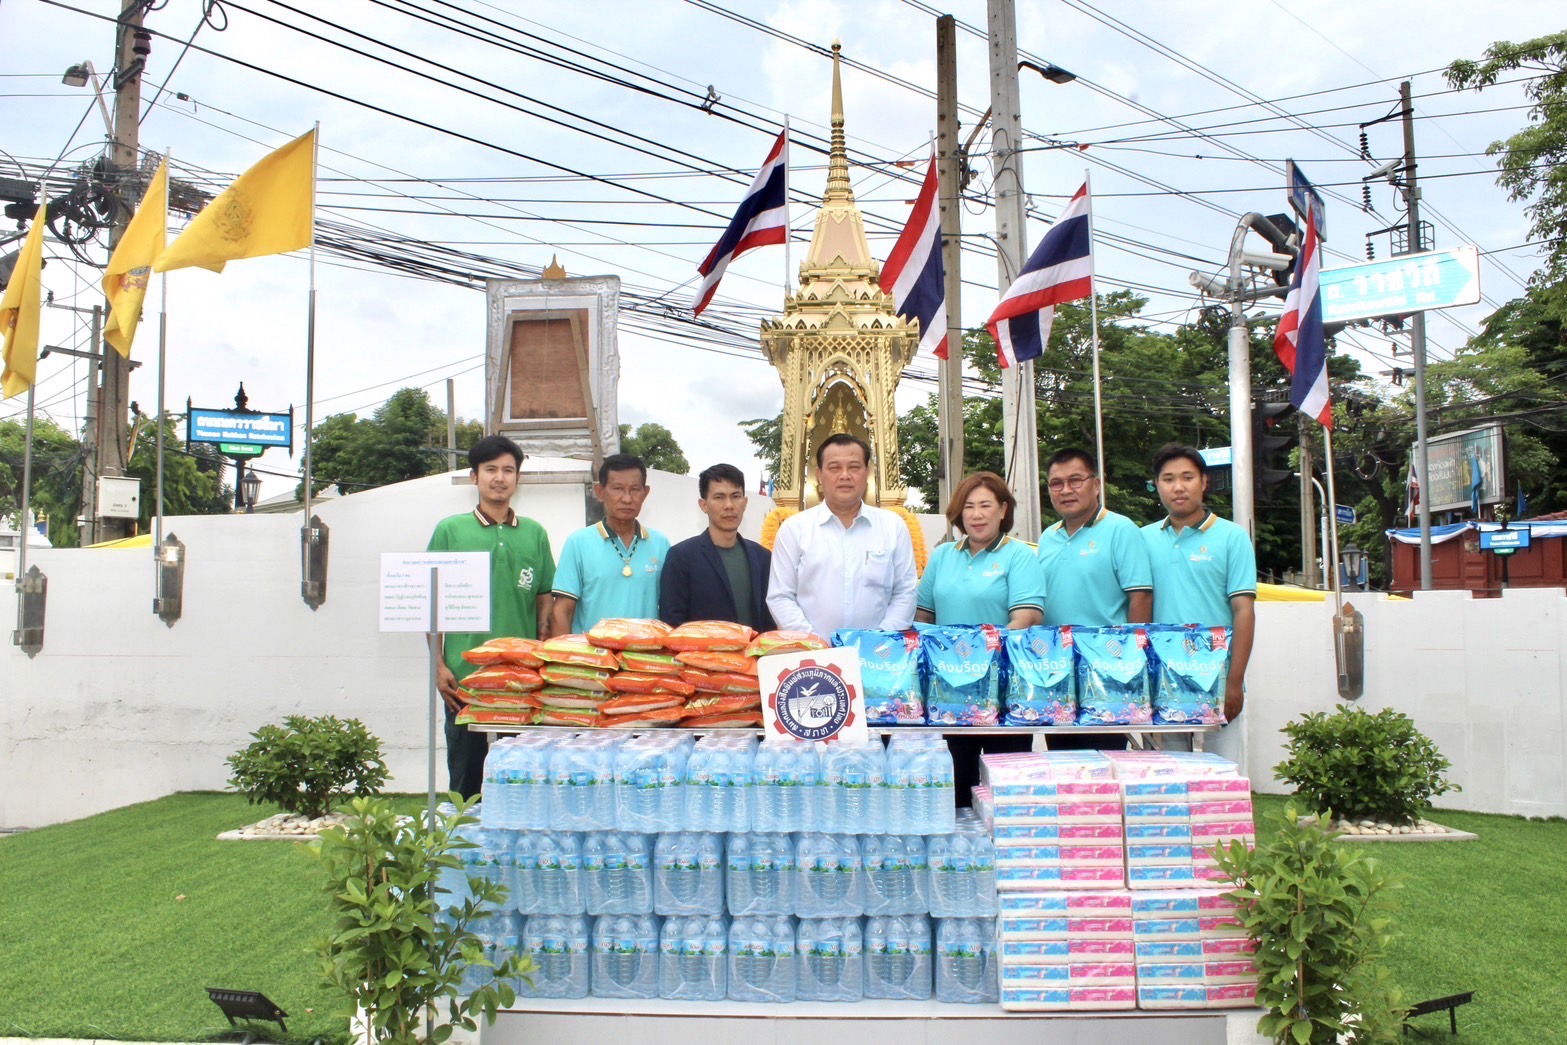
[102,157,168,358]
[1,201,48,400]
[154,129,315,274]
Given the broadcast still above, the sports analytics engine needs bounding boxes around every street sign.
[1286,160,1326,241]
[220,443,265,458]
[1335,504,1356,525]
[187,406,294,449]
[1198,446,1232,468]
[1480,527,1530,552]
[1319,246,1481,324]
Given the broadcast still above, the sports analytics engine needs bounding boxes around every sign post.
[1318,246,1481,324]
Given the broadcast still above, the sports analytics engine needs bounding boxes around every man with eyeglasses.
[1036,448,1152,751]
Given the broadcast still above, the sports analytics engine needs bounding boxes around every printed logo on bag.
[769,659,858,742]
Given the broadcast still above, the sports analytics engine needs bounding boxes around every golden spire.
[825,40,853,204]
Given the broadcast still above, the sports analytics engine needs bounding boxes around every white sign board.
[379,552,491,633]
[97,476,141,520]
[758,646,870,746]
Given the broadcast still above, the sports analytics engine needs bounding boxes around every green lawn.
[2,792,1562,1042]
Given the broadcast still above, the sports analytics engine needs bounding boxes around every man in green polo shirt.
[427,434,556,798]
[1142,443,1256,730]
[550,452,672,635]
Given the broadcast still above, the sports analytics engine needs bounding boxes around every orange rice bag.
[538,665,615,693]
[682,710,763,729]
[601,692,687,715]
[682,694,762,715]
[745,630,829,657]
[536,707,602,727]
[686,670,762,694]
[455,707,539,727]
[604,672,697,697]
[461,692,543,710]
[676,651,758,675]
[618,650,683,675]
[663,620,756,652]
[536,688,611,710]
[587,618,673,651]
[461,636,546,667]
[535,634,620,670]
[459,666,544,692]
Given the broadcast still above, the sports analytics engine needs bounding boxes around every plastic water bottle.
[863,834,923,916]
[583,833,610,915]
[927,834,960,917]
[865,915,932,1000]
[696,833,725,913]
[923,738,957,834]
[659,915,727,1001]
[969,825,997,917]
[512,832,540,915]
[551,734,618,831]
[751,743,779,832]
[795,833,863,917]
[776,741,820,832]
[490,912,522,995]
[935,917,997,1004]
[435,806,471,911]
[617,735,688,833]
[623,833,652,913]
[480,739,511,829]
[592,914,659,999]
[655,832,723,916]
[796,916,862,1002]
[683,740,718,831]
[535,831,585,915]
[728,914,796,1002]
[725,834,754,914]
[825,742,886,834]
[518,734,554,829]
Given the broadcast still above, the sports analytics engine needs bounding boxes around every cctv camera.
[1189,271,1228,296]
[1363,158,1401,181]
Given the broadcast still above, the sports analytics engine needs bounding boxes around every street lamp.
[241,467,261,513]
[59,60,113,137]
[1340,543,1367,592]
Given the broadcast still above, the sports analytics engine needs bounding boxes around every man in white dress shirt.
[767,433,919,637]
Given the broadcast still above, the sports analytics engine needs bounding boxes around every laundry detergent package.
[831,628,924,725]
[1002,626,1077,726]
[1147,625,1231,725]
[1072,626,1153,726]
[918,624,1004,726]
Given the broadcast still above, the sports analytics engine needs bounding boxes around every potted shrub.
[1274,706,1456,827]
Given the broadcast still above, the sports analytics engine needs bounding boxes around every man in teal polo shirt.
[1037,448,1151,752]
[551,452,671,635]
[1142,443,1256,728]
[1036,448,1152,627]
[427,434,556,798]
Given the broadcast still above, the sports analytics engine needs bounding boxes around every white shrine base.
[479,998,1268,1045]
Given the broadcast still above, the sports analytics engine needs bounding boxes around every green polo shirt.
[553,520,671,633]
[1036,508,1152,627]
[916,534,1045,626]
[427,507,556,680]
[1142,511,1257,627]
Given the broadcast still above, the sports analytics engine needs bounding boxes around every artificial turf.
[1,791,1561,1042]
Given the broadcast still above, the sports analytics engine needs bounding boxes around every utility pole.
[1401,79,1433,590]
[986,0,1041,539]
[97,0,150,541]
[1299,417,1319,587]
[935,14,965,518]
[81,306,103,546]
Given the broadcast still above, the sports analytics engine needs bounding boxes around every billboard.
[1420,426,1505,514]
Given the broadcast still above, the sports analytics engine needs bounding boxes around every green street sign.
[1319,246,1480,324]
[220,443,265,458]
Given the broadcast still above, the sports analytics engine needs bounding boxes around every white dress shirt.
[766,501,919,637]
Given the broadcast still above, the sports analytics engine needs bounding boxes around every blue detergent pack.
[1002,626,1077,726]
[832,629,924,725]
[917,624,1004,726]
[1146,625,1232,724]
[1072,625,1153,725]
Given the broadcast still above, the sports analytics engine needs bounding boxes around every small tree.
[314,797,527,1045]
[1217,805,1404,1044]
[1275,706,1456,826]
[227,715,389,819]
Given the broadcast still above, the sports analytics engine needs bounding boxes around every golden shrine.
[761,42,920,513]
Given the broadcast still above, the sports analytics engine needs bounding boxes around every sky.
[2,0,1562,508]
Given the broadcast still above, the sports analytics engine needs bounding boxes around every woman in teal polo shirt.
[915,472,1045,803]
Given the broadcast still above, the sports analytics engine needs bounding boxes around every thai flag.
[1405,458,1419,524]
[986,182,1093,368]
[881,155,948,359]
[693,130,789,317]
[1273,210,1332,427]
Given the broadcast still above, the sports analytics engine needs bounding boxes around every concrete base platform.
[480,999,1268,1045]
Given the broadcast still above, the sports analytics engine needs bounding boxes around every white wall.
[4,466,1562,829]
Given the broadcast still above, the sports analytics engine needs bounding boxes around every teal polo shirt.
[1036,508,1152,627]
[917,534,1045,626]
[553,520,671,633]
[1142,511,1257,626]
[427,507,556,680]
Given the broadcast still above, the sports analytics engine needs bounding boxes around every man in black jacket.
[659,463,775,630]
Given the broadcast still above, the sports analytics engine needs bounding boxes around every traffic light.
[1252,401,1295,503]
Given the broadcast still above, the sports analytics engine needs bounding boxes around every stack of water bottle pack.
[445,730,1002,1006]
[975,749,1260,1012]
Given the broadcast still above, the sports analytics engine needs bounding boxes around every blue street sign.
[188,407,293,449]
[1286,160,1326,241]
[1319,247,1481,324]
[1198,446,1232,468]
[1479,528,1530,552]
[1335,504,1356,525]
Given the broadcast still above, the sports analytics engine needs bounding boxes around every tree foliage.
[301,387,482,496]
[0,417,83,546]
[618,422,689,474]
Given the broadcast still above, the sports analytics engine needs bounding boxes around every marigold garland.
[759,503,928,577]
[758,505,797,551]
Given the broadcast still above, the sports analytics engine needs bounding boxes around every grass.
[1253,795,1567,1044]
[2,792,1562,1042]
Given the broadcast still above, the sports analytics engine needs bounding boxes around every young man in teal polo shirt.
[427,434,556,798]
[1142,443,1256,731]
[1036,448,1152,751]
[551,452,671,636]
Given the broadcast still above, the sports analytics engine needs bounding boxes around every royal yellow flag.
[154,129,315,274]
[102,157,168,357]
[1,201,48,400]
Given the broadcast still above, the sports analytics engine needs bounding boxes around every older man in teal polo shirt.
[551,452,671,635]
[1036,448,1152,627]
[1142,443,1256,730]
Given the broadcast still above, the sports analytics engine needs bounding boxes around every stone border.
[217,811,351,841]
[1325,817,1477,843]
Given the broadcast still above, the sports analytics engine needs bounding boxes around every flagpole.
[155,273,167,554]
[782,117,793,297]
[15,385,37,586]
[1323,426,1343,616]
[302,123,319,584]
[1083,169,1106,505]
